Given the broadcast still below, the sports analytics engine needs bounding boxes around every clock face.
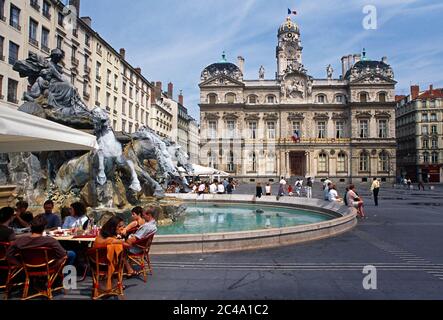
[285,45,297,57]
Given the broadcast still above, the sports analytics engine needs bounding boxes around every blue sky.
[81,0,443,121]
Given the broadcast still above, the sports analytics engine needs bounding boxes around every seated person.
[94,216,125,247]
[121,207,145,238]
[62,202,89,230]
[347,184,365,218]
[0,207,16,242]
[41,200,62,230]
[11,201,34,229]
[7,214,76,266]
[124,207,157,276]
[328,184,342,202]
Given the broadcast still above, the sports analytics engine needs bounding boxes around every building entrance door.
[290,152,306,177]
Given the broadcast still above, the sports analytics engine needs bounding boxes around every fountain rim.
[150,194,357,254]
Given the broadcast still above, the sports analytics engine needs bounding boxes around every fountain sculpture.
[0,49,193,221]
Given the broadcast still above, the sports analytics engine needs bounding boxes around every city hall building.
[199,16,397,183]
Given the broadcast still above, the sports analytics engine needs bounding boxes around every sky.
[80,0,443,121]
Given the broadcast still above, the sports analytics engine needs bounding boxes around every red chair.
[87,245,125,300]
[0,242,23,299]
[18,247,67,300]
[126,233,155,282]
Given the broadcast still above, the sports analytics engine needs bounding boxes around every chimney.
[347,54,354,69]
[341,56,348,78]
[429,84,434,95]
[178,90,184,105]
[381,56,388,64]
[167,82,173,99]
[155,81,162,99]
[68,0,80,17]
[150,82,156,103]
[80,16,91,27]
[354,54,361,64]
[119,48,126,60]
[237,56,245,74]
[411,85,420,100]
[135,67,141,74]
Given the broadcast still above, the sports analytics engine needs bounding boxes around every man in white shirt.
[217,182,225,194]
[209,182,217,194]
[279,177,287,186]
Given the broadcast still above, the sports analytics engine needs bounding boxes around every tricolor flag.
[288,8,297,15]
[291,130,301,143]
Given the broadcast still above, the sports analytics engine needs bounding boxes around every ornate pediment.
[355,111,372,118]
[263,112,278,121]
[200,75,244,87]
[375,111,391,118]
[222,112,239,120]
[350,71,396,85]
[244,113,260,121]
[203,112,220,120]
[332,112,348,120]
[313,112,329,120]
[288,112,305,120]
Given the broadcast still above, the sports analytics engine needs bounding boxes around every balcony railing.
[83,92,90,100]
[95,101,101,107]
[43,11,51,20]
[96,75,102,81]
[41,45,50,53]
[84,66,91,74]
[106,81,112,87]
[30,1,40,11]
[10,21,21,31]
[71,57,79,66]
[29,38,39,47]
[72,29,78,37]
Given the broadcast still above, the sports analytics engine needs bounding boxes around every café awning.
[0,105,99,153]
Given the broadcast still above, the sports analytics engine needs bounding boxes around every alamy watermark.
[362,5,378,30]
[362,265,377,290]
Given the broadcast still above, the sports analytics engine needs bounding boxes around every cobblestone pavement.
[4,183,443,300]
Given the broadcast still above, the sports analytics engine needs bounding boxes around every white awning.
[0,105,99,153]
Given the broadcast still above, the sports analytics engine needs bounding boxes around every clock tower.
[276,16,304,78]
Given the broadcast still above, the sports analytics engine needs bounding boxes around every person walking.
[256,183,263,199]
[418,181,425,191]
[370,177,380,206]
[265,183,271,196]
[306,177,313,199]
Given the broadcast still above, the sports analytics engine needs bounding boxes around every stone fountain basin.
[150,194,357,254]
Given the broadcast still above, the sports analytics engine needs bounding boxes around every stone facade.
[396,85,443,183]
[199,16,397,183]
[0,0,152,133]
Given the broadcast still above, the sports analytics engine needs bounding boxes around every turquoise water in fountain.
[157,203,335,235]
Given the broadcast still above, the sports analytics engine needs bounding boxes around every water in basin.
[157,202,335,235]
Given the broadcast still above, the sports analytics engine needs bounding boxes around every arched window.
[432,152,439,164]
[248,152,257,172]
[225,93,236,104]
[378,151,389,172]
[227,151,235,172]
[337,151,347,172]
[248,95,258,104]
[359,92,368,103]
[423,152,430,163]
[208,151,218,169]
[208,93,217,104]
[335,95,344,103]
[378,92,387,103]
[359,151,369,172]
[266,152,276,173]
[318,152,328,172]
[267,95,276,104]
[317,94,326,103]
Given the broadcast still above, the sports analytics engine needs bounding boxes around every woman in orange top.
[94,216,125,247]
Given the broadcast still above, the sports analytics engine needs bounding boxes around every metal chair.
[126,233,155,282]
[0,242,23,299]
[18,247,67,300]
[87,245,125,300]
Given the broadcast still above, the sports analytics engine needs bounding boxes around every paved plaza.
[17,183,439,300]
